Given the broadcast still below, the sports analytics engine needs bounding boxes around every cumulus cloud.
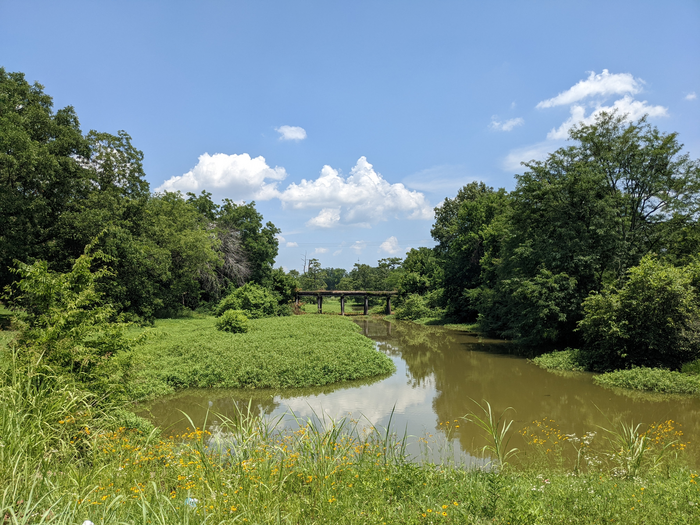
[279,157,433,227]
[686,92,697,101]
[503,70,669,172]
[156,153,286,201]
[286,241,298,248]
[276,125,307,141]
[379,236,405,255]
[536,69,642,108]
[314,247,328,255]
[546,95,668,140]
[490,117,524,131]
[306,207,341,228]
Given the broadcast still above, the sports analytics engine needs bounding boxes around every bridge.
[295,290,398,315]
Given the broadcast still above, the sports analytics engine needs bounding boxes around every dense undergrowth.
[126,315,395,401]
[532,349,700,396]
[2,361,699,524]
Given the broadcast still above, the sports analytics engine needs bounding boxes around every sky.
[2,0,699,272]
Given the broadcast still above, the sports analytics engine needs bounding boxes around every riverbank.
[532,349,700,396]
[126,315,395,401]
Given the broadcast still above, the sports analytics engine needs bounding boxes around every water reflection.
[139,319,700,466]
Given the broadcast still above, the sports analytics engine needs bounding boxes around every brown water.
[139,319,700,466]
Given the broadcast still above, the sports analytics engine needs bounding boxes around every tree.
[431,182,510,319]
[217,200,280,285]
[477,111,700,345]
[0,68,91,285]
[578,255,700,370]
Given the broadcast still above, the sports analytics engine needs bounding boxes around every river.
[140,318,700,466]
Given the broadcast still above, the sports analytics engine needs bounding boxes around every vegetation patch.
[594,367,700,395]
[531,348,586,372]
[128,316,395,400]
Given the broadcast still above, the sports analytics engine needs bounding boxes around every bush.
[215,283,280,318]
[215,309,249,333]
[395,294,432,320]
[578,256,700,371]
[594,367,700,395]
[531,348,586,372]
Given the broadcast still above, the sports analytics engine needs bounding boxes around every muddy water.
[139,319,700,466]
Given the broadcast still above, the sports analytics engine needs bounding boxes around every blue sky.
[2,1,699,272]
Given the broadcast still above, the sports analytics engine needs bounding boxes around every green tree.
[578,255,700,370]
[0,68,91,285]
[431,182,510,319]
[217,200,280,285]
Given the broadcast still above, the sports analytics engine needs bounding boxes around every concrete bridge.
[295,290,398,315]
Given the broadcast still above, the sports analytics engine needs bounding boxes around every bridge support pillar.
[363,295,369,315]
[317,295,323,314]
[340,295,345,316]
[385,295,391,315]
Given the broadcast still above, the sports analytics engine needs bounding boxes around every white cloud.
[156,153,286,201]
[314,247,328,255]
[490,117,524,131]
[279,157,433,227]
[537,69,642,108]
[686,92,697,101]
[546,95,668,140]
[503,140,562,171]
[332,249,342,256]
[351,241,367,254]
[276,234,286,243]
[510,101,517,109]
[379,236,404,255]
[275,125,307,141]
[306,207,341,228]
[503,70,669,172]
[286,241,298,248]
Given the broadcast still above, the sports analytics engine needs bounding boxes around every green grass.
[531,348,586,372]
[594,367,700,395]
[126,315,395,400]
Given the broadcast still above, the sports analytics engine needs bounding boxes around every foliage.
[531,348,586,372]
[462,400,518,468]
[217,199,280,285]
[431,182,510,319]
[594,367,700,395]
[578,255,700,371]
[394,294,433,321]
[128,316,395,398]
[4,252,132,396]
[215,309,249,333]
[214,282,281,318]
[398,247,443,297]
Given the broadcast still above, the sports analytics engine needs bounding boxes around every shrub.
[594,367,700,395]
[578,255,700,371]
[395,294,432,320]
[215,283,280,318]
[215,309,249,333]
[531,348,586,372]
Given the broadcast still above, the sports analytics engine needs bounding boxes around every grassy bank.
[2,365,699,525]
[126,315,395,401]
[532,349,700,395]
